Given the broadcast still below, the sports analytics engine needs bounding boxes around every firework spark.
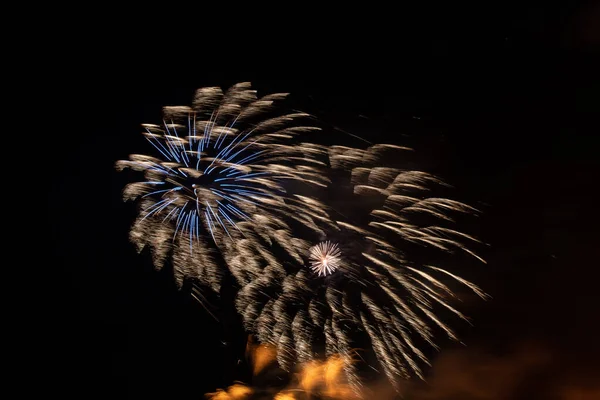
[309,241,342,276]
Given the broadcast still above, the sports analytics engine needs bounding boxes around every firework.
[233,143,488,393]
[309,241,342,276]
[117,83,487,394]
[116,82,335,291]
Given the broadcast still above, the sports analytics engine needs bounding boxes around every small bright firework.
[309,241,342,276]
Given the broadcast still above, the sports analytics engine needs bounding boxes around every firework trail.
[117,82,487,394]
[116,82,335,292]
[232,144,488,393]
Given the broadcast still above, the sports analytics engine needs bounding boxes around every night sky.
[47,3,599,399]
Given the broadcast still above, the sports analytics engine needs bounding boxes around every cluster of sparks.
[309,241,342,276]
[117,82,487,395]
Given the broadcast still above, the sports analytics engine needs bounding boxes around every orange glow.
[273,393,296,400]
[206,336,361,399]
[298,360,323,392]
[323,355,346,386]
[246,335,278,376]
[205,383,253,400]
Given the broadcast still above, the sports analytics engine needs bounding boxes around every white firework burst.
[309,241,342,276]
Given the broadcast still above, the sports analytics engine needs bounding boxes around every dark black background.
[46,3,598,399]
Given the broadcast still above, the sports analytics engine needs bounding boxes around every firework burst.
[309,241,342,277]
[233,143,488,393]
[116,82,334,290]
[117,82,487,395]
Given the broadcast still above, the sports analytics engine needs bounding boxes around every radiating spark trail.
[117,82,487,394]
